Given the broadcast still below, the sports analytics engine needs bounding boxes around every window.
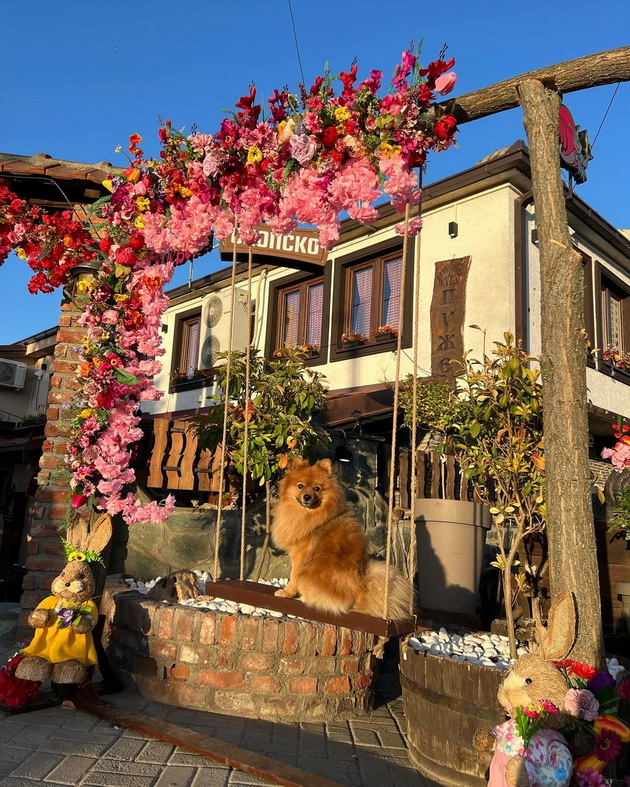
[345,254,403,341]
[277,279,324,352]
[601,277,629,354]
[174,312,201,380]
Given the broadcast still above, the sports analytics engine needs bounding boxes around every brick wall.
[19,298,85,633]
[102,578,381,721]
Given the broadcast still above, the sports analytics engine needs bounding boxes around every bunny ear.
[84,513,113,556]
[65,515,90,553]
[539,591,576,661]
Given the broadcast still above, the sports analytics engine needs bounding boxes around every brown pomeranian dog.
[272,457,411,620]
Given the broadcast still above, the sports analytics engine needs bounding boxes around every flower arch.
[0,46,458,525]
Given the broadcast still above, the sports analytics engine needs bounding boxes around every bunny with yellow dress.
[15,515,111,687]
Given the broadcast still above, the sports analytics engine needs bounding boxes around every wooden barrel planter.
[399,642,504,786]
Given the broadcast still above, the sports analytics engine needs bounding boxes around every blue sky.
[1,0,629,343]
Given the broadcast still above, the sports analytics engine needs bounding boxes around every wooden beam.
[444,46,630,124]
[204,580,416,637]
[74,697,343,787]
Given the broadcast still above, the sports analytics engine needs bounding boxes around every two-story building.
[143,140,630,466]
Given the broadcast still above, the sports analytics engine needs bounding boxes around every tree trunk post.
[518,78,604,666]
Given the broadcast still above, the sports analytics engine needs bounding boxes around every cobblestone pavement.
[0,641,438,787]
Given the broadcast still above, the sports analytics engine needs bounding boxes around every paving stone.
[3,724,65,749]
[169,751,228,767]
[37,738,114,758]
[10,751,65,780]
[298,734,327,758]
[188,724,218,737]
[91,759,162,777]
[100,736,147,760]
[46,755,98,784]
[0,720,28,745]
[0,780,64,787]
[191,769,231,787]
[377,730,407,748]
[227,772,275,786]
[351,727,381,746]
[61,712,108,732]
[153,765,198,787]
[137,739,176,763]
[0,745,32,764]
[211,727,244,746]
[326,740,358,760]
[82,774,156,787]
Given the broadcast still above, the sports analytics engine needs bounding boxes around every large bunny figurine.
[15,515,111,688]
[475,592,577,787]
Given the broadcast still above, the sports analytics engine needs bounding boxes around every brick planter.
[101,578,381,721]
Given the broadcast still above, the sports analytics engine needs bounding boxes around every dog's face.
[280,457,335,511]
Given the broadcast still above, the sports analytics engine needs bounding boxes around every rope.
[240,245,254,580]
[213,228,239,582]
[287,0,305,86]
[384,202,411,619]
[592,83,620,149]
[407,175,423,614]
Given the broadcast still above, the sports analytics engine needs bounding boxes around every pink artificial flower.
[565,688,599,721]
[435,72,457,95]
[101,309,119,324]
[618,679,630,700]
[577,771,608,787]
[395,216,423,236]
[289,134,318,165]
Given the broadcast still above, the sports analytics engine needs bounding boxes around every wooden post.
[518,79,603,666]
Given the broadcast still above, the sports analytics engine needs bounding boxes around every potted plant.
[399,376,492,618]
[372,324,398,343]
[603,347,630,374]
[450,331,545,657]
[340,331,366,348]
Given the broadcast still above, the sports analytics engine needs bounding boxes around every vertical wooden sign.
[430,257,471,377]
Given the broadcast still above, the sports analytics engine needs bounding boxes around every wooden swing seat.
[204,580,416,637]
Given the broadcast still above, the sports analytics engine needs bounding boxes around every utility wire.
[287,0,305,85]
[591,83,620,149]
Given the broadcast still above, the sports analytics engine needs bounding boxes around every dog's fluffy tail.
[355,561,412,621]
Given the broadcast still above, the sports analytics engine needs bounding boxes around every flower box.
[341,339,364,349]
[374,331,398,343]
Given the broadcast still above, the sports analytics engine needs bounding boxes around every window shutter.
[352,267,373,336]
[383,257,402,328]
[307,282,324,346]
[283,290,300,346]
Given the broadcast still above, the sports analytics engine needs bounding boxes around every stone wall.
[101,577,380,721]
[113,436,414,583]
[19,299,85,633]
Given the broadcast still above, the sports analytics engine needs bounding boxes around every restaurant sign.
[219,226,328,268]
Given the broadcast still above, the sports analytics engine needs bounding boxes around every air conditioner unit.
[0,358,27,389]
[198,289,249,370]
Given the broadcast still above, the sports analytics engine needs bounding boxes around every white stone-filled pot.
[414,498,492,615]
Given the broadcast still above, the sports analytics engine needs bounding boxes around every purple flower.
[289,134,318,165]
[577,770,608,787]
[57,608,79,629]
[587,670,616,695]
[565,688,599,721]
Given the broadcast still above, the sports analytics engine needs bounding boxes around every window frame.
[332,241,413,359]
[266,268,331,365]
[594,261,630,384]
[170,307,203,391]
[277,278,325,352]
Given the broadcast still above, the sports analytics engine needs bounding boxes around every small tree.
[400,332,545,658]
[452,332,545,657]
[190,346,329,489]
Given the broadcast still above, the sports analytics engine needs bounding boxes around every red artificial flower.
[618,680,630,700]
[569,661,599,680]
[71,493,88,509]
[321,126,339,148]
[593,729,622,763]
[0,654,41,707]
[434,115,458,141]
[115,246,136,267]
[99,237,112,254]
[10,198,23,212]
[128,233,145,251]
[128,133,142,150]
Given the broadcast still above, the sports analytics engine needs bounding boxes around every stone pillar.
[18,296,86,635]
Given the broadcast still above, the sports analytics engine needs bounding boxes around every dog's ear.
[289,456,307,470]
[317,458,333,474]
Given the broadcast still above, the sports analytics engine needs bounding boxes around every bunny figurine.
[474,592,577,787]
[15,515,112,689]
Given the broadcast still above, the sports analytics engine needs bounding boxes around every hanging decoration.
[0,45,458,525]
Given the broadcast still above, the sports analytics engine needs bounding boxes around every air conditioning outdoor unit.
[0,358,27,389]
[198,289,249,370]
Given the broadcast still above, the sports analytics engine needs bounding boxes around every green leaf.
[113,368,139,386]
[469,421,480,438]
